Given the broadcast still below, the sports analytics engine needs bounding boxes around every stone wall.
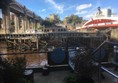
[111,28,118,40]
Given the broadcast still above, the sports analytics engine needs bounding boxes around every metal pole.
[65,37,69,61]
[101,66,118,79]
[98,48,101,83]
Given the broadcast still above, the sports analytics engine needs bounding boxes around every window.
[10,12,15,33]
[18,15,22,29]
[61,29,63,31]
[47,29,49,32]
[52,29,55,32]
[58,29,60,31]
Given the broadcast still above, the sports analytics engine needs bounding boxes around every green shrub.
[0,56,27,83]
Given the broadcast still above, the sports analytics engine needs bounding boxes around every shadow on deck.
[33,65,118,83]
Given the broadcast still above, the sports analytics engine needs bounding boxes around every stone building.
[0,0,42,34]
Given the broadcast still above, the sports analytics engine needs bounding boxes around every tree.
[63,15,82,25]
[40,20,54,27]
[49,14,60,23]
[72,15,79,24]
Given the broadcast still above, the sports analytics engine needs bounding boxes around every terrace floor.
[34,68,118,83]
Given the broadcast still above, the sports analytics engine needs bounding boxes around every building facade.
[0,0,42,34]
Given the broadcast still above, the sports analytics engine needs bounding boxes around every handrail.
[91,39,118,83]
[106,41,118,46]
[91,39,118,59]
[101,66,118,79]
[91,39,108,55]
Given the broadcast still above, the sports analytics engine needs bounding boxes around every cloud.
[75,11,87,15]
[39,9,46,13]
[41,9,46,12]
[75,3,92,15]
[76,3,92,11]
[65,5,75,11]
[45,0,64,14]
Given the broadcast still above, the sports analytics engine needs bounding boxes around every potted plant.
[0,56,33,83]
[74,48,97,83]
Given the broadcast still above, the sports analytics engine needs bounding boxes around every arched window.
[9,12,15,33]
[19,15,22,29]
[29,18,33,29]
[10,12,14,24]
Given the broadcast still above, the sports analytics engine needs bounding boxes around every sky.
[16,0,118,20]
[0,9,2,18]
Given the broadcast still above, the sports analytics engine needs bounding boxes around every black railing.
[101,66,118,79]
[91,39,118,83]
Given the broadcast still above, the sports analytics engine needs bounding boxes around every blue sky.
[0,9,2,18]
[17,0,118,20]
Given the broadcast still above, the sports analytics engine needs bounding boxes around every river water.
[0,42,47,68]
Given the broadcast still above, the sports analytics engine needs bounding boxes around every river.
[0,41,47,68]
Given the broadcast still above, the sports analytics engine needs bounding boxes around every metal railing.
[101,66,118,79]
[91,39,118,83]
